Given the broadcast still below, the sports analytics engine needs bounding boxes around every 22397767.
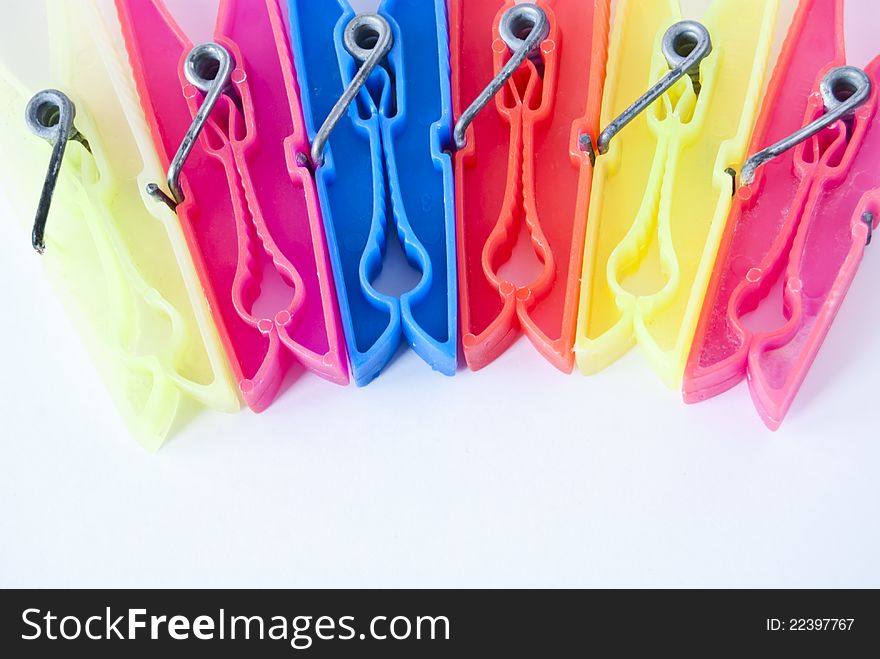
[766,619,855,632]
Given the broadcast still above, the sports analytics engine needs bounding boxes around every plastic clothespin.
[450,0,610,372]
[0,1,239,450]
[288,0,457,387]
[685,0,880,429]
[115,0,349,411]
[575,0,778,388]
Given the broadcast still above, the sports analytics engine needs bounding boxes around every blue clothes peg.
[288,0,457,386]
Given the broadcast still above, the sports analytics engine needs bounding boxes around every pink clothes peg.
[685,0,880,429]
[115,0,348,412]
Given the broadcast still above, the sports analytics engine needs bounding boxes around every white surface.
[1,0,878,588]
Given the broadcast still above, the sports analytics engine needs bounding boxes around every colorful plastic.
[0,1,239,450]
[288,0,457,387]
[451,0,609,372]
[685,0,880,429]
[115,0,348,411]
[575,0,778,388]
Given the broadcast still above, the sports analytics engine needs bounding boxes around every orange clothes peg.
[451,0,609,371]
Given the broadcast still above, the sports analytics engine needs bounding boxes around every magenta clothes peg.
[116,0,348,412]
[747,59,880,427]
[686,0,880,429]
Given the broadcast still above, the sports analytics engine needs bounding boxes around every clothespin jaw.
[116,0,349,411]
[288,0,457,386]
[452,0,610,372]
[575,0,778,388]
[0,0,240,449]
[685,0,880,428]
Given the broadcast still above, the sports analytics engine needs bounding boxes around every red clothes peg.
[685,0,880,428]
[451,0,609,372]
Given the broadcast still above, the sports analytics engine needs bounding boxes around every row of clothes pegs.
[0,0,876,448]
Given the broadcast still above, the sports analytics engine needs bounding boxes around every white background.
[1,0,877,588]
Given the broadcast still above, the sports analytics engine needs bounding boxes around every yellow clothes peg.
[0,1,239,450]
[575,0,778,388]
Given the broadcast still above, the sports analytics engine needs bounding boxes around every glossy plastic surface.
[116,0,348,411]
[288,0,456,387]
[575,0,778,388]
[0,1,239,450]
[452,0,610,372]
[686,0,880,429]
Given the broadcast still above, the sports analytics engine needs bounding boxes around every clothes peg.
[575,0,778,388]
[685,0,880,429]
[115,0,348,411]
[450,0,610,372]
[0,0,239,449]
[288,0,457,387]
